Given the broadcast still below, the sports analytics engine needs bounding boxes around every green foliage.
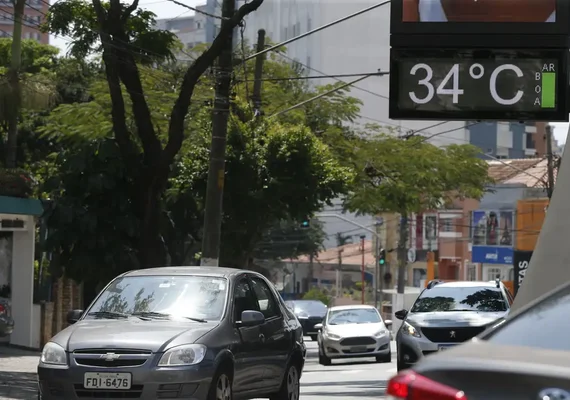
[255,219,327,260]
[44,0,178,63]
[344,131,493,215]
[42,138,140,283]
[302,288,330,306]
[0,38,59,73]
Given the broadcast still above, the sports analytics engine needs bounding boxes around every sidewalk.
[0,345,40,399]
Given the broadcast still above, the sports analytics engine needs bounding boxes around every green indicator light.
[541,72,556,109]
[379,259,385,265]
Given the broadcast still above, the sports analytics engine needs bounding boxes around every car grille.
[74,384,143,398]
[72,349,152,368]
[421,326,487,343]
[340,337,376,346]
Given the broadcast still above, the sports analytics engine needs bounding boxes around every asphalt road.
[0,338,398,400]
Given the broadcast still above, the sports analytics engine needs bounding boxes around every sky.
[48,0,569,146]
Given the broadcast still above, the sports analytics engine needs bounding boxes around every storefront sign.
[513,250,533,295]
[472,246,513,264]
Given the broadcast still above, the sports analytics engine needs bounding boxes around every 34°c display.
[389,48,569,121]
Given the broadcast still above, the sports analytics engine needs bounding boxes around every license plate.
[84,372,132,390]
[350,346,367,352]
[438,345,455,351]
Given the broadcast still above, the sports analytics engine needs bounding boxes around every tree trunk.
[397,214,409,294]
[5,0,25,168]
[137,178,168,268]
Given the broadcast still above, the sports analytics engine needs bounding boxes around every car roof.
[328,304,377,311]
[429,281,499,289]
[121,266,257,279]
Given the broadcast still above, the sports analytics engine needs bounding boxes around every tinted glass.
[88,275,228,321]
[410,286,507,313]
[484,286,570,352]
[250,277,280,319]
[327,308,381,325]
[293,301,327,315]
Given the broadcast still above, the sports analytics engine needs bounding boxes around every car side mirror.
[67,309,84,325]
[394,309,408,320]
[384,319,392,328]
[314,323,323,331]
[240,310,265,327]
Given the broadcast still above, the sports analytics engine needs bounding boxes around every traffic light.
[300,219,310,229]
[379,248,386,265]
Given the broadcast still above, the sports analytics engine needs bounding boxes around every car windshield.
[292,301,327,315]
[328,308,381,325]
[410,286,508,313]
[86,275,228,321]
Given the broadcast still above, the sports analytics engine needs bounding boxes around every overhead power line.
[236,71,387,83]
[244,0,391,62]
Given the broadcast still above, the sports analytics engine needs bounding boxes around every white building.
[242,0,468,147]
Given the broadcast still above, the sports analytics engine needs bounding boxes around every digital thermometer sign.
[389,48,569,121]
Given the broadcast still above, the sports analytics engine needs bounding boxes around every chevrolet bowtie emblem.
[100,353,120,361]
[449,331,456,338]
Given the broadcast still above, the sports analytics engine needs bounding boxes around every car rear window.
[293,301,327,314]
[410,286,508,313]
[483,285,570,352]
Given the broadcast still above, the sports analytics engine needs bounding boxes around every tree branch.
[163,0,264,168]
[122,0,139,22]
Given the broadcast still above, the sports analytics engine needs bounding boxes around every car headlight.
[324,331,341,340]
[158,344,207,366]
[374,329,388,337]
[402,322,421,338]
[40,342,67,366]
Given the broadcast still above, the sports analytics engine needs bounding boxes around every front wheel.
[310,334,318,342]
[208,368,232,400]
[376,351,391,363]
[270,363,300,400]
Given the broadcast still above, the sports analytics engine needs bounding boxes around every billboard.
[472,210,514,264]
[391,0,570,35]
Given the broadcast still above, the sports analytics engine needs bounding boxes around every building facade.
[0,0,49,44]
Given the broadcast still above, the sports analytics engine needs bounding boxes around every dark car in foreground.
[38,267,306,400]
[395,280,511,371]
[0,297,13,337]
[386,279,570,400]
[284,300,327,341]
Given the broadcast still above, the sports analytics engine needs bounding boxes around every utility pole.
[360,235,365,305]
[251,29,266,116]
[200,0,235,267]
[374,236,380,309]
[397,215,408,294]
[545,124,555,199]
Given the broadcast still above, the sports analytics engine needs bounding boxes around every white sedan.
[315,304,392,365]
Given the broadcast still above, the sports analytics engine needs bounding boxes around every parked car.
[284,300,327,341]
[395,280,511,371]
[37,267,306,400]
[386,278,570,400]
[0,297,13,337]
[315,304,392,365]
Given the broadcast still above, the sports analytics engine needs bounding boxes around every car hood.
[51,319,219,352]
[327,322,386,337]
[406,311,507,328]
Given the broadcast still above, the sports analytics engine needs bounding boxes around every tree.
[254,219,327,261]
[0,38,59,167]
[45,0,264,267]
[344,131,493,293]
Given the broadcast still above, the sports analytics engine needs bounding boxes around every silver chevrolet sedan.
[315,304,392,365]
[37,267,306,400]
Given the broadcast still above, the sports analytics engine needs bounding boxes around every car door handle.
[259,333,265,343]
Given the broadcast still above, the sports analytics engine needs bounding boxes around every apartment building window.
[24,31,31,39]
[440,219,454,232]
[525,132,535,149]
[34,31,41,41]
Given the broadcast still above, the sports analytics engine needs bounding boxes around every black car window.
[250,277,280,319]
[292,301,327,315]
[233,278,259,322]
[483,285,570,351]
[410,286,508,312]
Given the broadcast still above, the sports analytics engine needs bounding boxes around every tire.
[310,334,318,342]
[376,351,391,363]
[207,367,233,400]
[318,343,331,366]
[270,362,301,400]
[396,357,407,372]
